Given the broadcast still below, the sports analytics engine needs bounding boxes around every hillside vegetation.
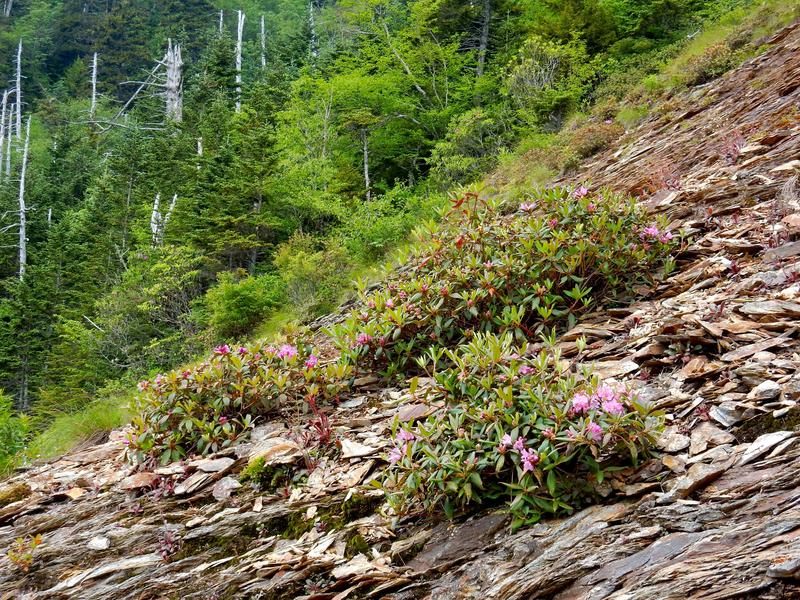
[0,0,798,471]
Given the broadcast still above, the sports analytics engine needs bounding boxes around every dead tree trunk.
[90,52,98,117]
[17,115,30,280]
[235,10,245,112]
[3,0,12,18]
[0,90,8,174]
[219,9,224,34]
[309,0,318,59]
[260,14,266,69]
[150,192,177,246]
[5,101,14,178]
[15,40,22,139]
[361,129,371,201]
[164,39,183,122]
[476,0,492,77]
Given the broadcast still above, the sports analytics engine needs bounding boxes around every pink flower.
[355,333,373,346]
[214,344,231,355]
[519,365,534,376]
[237,346,248,356]
[219,416,229,425]
[587,202,596,213]
[604,118,613,125]
[264,346,277,356]
[521,448,540,473]
[277,344,298,359]
[542,427,555,440]
[513,437,526,452]
[388,447,403,464]
[137,380,150,391]
[549,218,558,227]
[586,421,603,442]
[181,370,191,379]
[574,186,589,198]
[367,300,376,309]
[602,399,625,415]
[594,383,617,402]
[305,355,319,368]
[520,202,536,212]
[640,225,660,240]
[660,231,673,243]
[571,392,592,414]
[397,429,416,443]
[501,433,513,447]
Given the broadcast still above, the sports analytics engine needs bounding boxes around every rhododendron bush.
[383,334,662,527]
[127,341,352,464]
[333,188,675,376]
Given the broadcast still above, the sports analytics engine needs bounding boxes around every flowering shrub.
[333,188,675,376]
[383,333,662,527]
[127,340,352,464]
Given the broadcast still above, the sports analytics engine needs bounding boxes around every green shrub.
[681,42,737,86]
[128,340,352,464]
[0,392,29,474]
[205,271,286,339]
[333,187,676,376]
[274,234,351,318]
[567,120,626,158]
[383,332,661,527]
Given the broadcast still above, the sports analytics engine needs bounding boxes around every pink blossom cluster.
[571,383,629,416]
[354,332,373,347]
[213,344,231,355]
[389,428,417,464]
[574,185,589,198]
[276,344,298,360]
[520,202,536,212]
[498,433,540,472]
[639,225,673,244]
[305,355,319,368]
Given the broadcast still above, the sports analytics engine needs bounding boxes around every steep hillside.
[2,20,800,600]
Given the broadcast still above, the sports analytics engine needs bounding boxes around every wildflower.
[367,300,376,309]
[660,231,673,243]
[237,346,248,356]
[264,346,277,355]
[602,399,625,415]
[640,225,660,240]
[388,447,404,464]
[521,448,540,473]
[574,185,589,198]
[305,355,319,368]
[549,218,559,228]
[355,332,373,346]
[520,202,536,212]
[219,416,229,425]
[500,433,513,448]
[586,421,603,442]
[594,383,617,402]
[181,370,191,379]
[397,429,416,443]
[386,298,395,308]
[277,344,298,360]
[519,365,534,376]
[604,119,613,125]
[214,344,231,355]
[571,392,592,413]
[542,427,555,440]
[587,202,596,213]
[484,261,494,268]
[513,437,526,452]
[137,380,150,391]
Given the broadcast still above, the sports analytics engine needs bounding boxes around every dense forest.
[0,0,787,468]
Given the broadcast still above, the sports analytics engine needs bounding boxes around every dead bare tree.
[0,90,8,174]
[164,39,183,122]
[235,10,245,112]
[3,0,12,18]
[219,9,224,34]
[90,52,98,117]
[309,0,319,59]
[150,192,178,246]
[15,40,22,139]
[260,14,267,69]
[17,115,31,280]
[5,101,14,178]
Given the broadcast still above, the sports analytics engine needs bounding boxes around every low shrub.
[567,120,626,158]
[205,271,286,339]
[682,43,737,86]
[127,340,352,464]
[333,187,675,376]
[0,392,29,474]
[383,333,661,527]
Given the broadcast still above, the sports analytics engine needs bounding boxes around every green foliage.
[0,392,29,474]
[7,534,43,573]
[384,333,661,526]
[128,340,352,464]
[205,271,286,339]
[333,187,676,376]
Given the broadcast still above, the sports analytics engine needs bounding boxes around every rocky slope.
[3,22,800,600]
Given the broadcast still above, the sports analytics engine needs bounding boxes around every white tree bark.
[0,90,8,175]
[235,10,245,112]
[90,52,98,117]
[17,115,30,280]
[361,130,371,201]
[164,39,183,122]
[15,40,22,139]
[260,14,266,69]
[3,0,12,18]
[309,0,318,59]
[5,101,14,178]
[219,9,224,34]
[151,192,178,246]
